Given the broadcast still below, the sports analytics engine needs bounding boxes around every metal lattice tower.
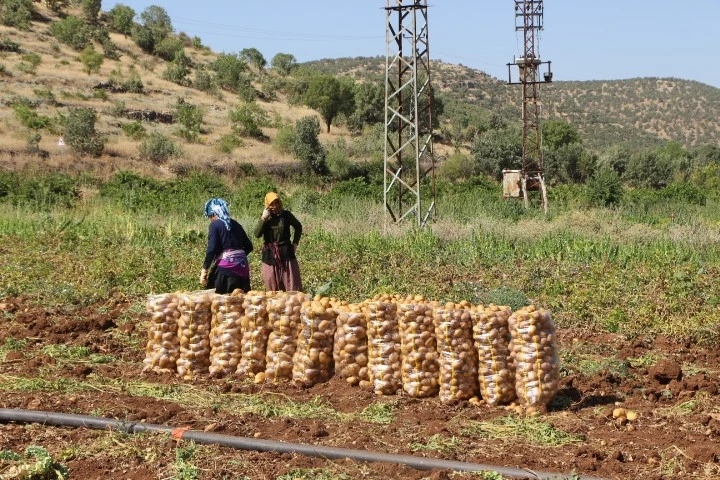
[506,0,552,213]
[383,0,435,229]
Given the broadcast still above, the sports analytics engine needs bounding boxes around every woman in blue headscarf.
[200,198,254,294]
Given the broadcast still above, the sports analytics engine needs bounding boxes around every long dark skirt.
[214,271,250,295]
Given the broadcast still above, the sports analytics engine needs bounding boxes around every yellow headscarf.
[264,191,280,208]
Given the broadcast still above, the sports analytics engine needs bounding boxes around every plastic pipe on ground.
[0,408,607,480]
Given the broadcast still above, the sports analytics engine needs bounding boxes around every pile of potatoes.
[209,291,245,377]
[143,293,180,373]
[292,297,337,385]
[366,297,403,395]
[265,291,307,383]
[434,303,479,402]
[473,305,516,406]
[333,303,370,387]
[398,299,440,398]
[176,289,214,380]
[143,290,561,408]
[237,291,270,380]
[509,306,560,408]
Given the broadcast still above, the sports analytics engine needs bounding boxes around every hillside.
[307,57,720,151]
[1,3,719,181]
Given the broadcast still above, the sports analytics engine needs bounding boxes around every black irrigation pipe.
[0,408,608,480]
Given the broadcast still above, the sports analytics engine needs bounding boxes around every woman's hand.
[261,208,271,221]
[200,268,208,286]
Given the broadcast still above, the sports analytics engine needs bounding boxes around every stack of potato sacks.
[143,290,560,410]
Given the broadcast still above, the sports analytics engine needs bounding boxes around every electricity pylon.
[383,0,436,229]
[506,0,552,214]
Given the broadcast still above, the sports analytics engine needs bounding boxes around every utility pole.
[506,0,552,214]
[383,0,436,230]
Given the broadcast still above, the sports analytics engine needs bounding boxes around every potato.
[509,306,559,408]
[292,297,337,386]
[143,293,180,374]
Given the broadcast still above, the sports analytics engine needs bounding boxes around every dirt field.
[1,297,719,480]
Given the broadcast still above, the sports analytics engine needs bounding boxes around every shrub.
[120,121,146,140]
[437,151,475,182]
[229,102,269,139]
[173,98,202,143]
[50,16,91,51]
[272,123,296,155]
[139,132,182,164]
[154,36,184,62]
[0,0,33,30]
[586,167,623,207]
[216,133,243,154]
[79,45,104,75]
[194,70,217,94]
[62,107,105,156]
[625,150,673,188]
[1,172,79,209]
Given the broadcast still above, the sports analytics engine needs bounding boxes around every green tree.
[598,144,632,176]
[471,127,522,180]
[211,53,247,92]
[270,52,297,76]
[240,48,266,70]
[544,143,596,184]
[541,119,581,151]
[81,0,101,23]
[79,45,104,75]
[63,107,105,156]
[347,80,384,133]
[0,0,33,30]
[132,5,172,54]
[154,36,184,62]
[303,74,354,133]
[625,150,673,188]
[291,116,327,175]
[108,4,135,36]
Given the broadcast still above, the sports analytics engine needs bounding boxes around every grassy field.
[1,170,719,344]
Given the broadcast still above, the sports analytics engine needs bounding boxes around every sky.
[101,1,720,88]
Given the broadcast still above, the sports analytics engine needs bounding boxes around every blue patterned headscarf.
[204,198,232,230]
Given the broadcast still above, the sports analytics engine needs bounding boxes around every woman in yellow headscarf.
[253,191,303,292]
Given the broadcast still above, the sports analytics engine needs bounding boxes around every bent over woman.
[254,191,303,292]
[200,198,254,294]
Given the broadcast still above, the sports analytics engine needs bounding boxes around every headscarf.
[264,191,281,208]
[204,198,232,230]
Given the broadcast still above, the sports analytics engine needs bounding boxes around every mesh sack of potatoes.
[433,302,479,402]
[472,304,515,406]
[143,292,181,373]
[508,305,560,408]
[237,291,270,381]
[398,298,440,398]
[208,291,245,378]
[333,303,369,387]
[265,291,308,383]
[292,296,338,386]
[366,298,402,395]
[176,289,214,380]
